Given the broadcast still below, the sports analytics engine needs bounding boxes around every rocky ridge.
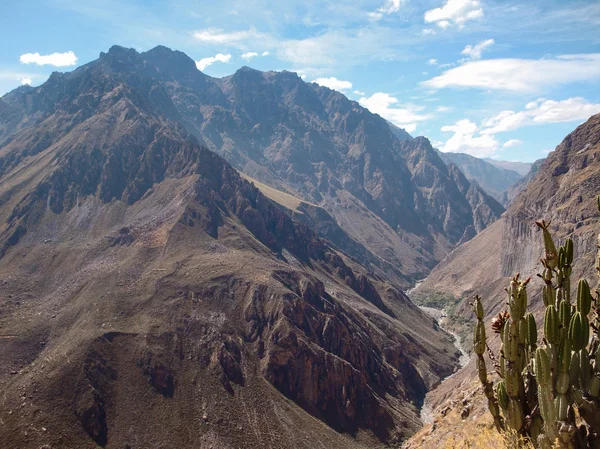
[0,45,461,448]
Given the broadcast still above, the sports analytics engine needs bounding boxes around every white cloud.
[422,28,436,35]
[359,92,431,132]
[241,51,271,61]
[436,105,452,112]
[196,53,231,71]
[439,119,500,157]
[460,38,494,60]
[278,28,402,68]
[19,77,32,85]
[369,0,404,20]
[353,90,365,95]
[503,139,523,148]
[481,97,600,134]
[193,28,261,44]
[424,0,483,29]
[241,52,258,60]
[422,54,600,92]
[428,58,438,65]
[20,51,77,67]
[313,77,352,91]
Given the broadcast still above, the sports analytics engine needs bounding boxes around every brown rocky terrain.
[406,113,600,447]
[0,46,464,448]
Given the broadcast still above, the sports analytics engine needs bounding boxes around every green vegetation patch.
[409,288,459,310]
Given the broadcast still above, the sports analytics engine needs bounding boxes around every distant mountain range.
[437,151,533,205]
[483,158,533,176]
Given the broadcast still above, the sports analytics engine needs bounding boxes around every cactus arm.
[472,295,505,431]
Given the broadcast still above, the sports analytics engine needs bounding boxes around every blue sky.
[1,0,600,162]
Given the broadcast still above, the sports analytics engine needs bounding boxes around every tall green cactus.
[474,196,600,448]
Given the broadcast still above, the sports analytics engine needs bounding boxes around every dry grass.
[442,426,535,449]
[239,172,312,212]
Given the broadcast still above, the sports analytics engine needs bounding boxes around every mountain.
[114,44,503,284]
[411,113,600,439]
[423,113,599,301]
[0,46,463,448]
[482,158,532,177]
[388,122,413,141]
[438,151,524,204]
[501,157,544,204]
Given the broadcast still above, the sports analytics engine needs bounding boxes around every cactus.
[473,195,600,448]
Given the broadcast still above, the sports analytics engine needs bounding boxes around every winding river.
[407,282,470,424]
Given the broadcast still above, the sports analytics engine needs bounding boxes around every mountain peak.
[101,44,138,58]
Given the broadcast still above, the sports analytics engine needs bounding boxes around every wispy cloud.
[422,54,600,92]
[353,90,365,95]
[193,28,260,44]
[192,27,275,50]
[368,0,404,21]
[359,92,431,132]
[20,51,77,67]
[481,97,600,134]
[241,52,258,60]
[460,38,494,60]
[503,139,522,148]
[241,51,271,61]
[196,53,232,71]
[277,27,407,69]
[424,0,483,29]
[428,58,438,65]
[438,96,600,157]
[313,77,352,91]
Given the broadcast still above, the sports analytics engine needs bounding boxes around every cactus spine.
[473,195,600,448]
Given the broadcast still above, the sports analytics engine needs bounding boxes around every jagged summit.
[0,44,464,449]
[0,44,504,285]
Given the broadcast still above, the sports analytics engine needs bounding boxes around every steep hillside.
[439,151,523,204]
[388,122,413,141]
[0,45,461,449]
[97,44,502,284]
[411,113,600,434]
[502,158,544,204]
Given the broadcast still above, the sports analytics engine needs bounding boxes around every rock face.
[438,151,526,204]
[0,45,460,448]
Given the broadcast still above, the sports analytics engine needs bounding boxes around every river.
[407,282,470,424]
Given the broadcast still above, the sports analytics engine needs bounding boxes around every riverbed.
[409,294,470,423]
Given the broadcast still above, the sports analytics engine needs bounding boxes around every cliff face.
[0,45,461,448]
